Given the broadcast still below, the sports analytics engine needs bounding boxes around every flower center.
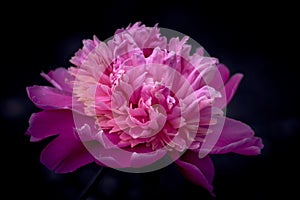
[124,80,174,138]
[130,79,177,111]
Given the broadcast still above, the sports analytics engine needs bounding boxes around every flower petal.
[217,64,230,83]
[70,36,100,67]
[175,151,215,196]
[40,133,94,173]
[92,147,167,169]
[224,73,243,104]
[26,86,72,110]
[210,117,264,155]
[41,68,74,93]
[26,109,95,172]
[214,73,243,109]
[26,110,74,141]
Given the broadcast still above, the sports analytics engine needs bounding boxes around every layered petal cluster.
[26,22,263,195]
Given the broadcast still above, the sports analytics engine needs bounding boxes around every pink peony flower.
[26,22,263,196]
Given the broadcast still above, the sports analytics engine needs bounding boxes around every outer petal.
[92,146,167,169]
[26,109,94,172]
[26,86,72,110]
[210,117,264,155]
[70,36,100,67]
[74,121,167,169]
[224,74,243,105]
[26,110,74,141]
[214,73,243,109]
[40,133,94,173]
[217,64,230,83]
[41,68,74,93]
[175,151,215,196]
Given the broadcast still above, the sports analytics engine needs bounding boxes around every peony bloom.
[26,22,263,195]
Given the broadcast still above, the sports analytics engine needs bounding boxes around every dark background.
[2,1,299,199]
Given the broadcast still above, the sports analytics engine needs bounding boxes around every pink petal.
[129,148,167,168]
[175,151,215,196]
[92,146,166,169]
[99,131,122,149]
[217,64,230,83]
[224,73,243,104]
[27,110,95,173]
[205,64,229,90]
[26,110,74,141]
[27,86,72,110]
[40,133,94,173]
[70,36,99,67]
[41,68,74,93]
[210,117,264,155]
[214,73,243,109]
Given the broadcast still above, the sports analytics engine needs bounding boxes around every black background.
[2,1,299,199]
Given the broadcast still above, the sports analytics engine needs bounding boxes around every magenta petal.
[91,148,166,169]
[217,64,230,83]
[27,86,72,110]
[208,64,230,89]
[40,130,94,173]
[27,109,95,172]
[214,73,243,109]
[175,151,215,196]
[26,110,74,141]
[41,68,74,93]
[224,73,243,105]
[211,117,264,155]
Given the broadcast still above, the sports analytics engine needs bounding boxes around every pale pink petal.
[113,22,167,50]
[70,36,100,67]
[129,148,167,168]
[175,151,215,196]
[93,147,166,169]
[99,131,123,148]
